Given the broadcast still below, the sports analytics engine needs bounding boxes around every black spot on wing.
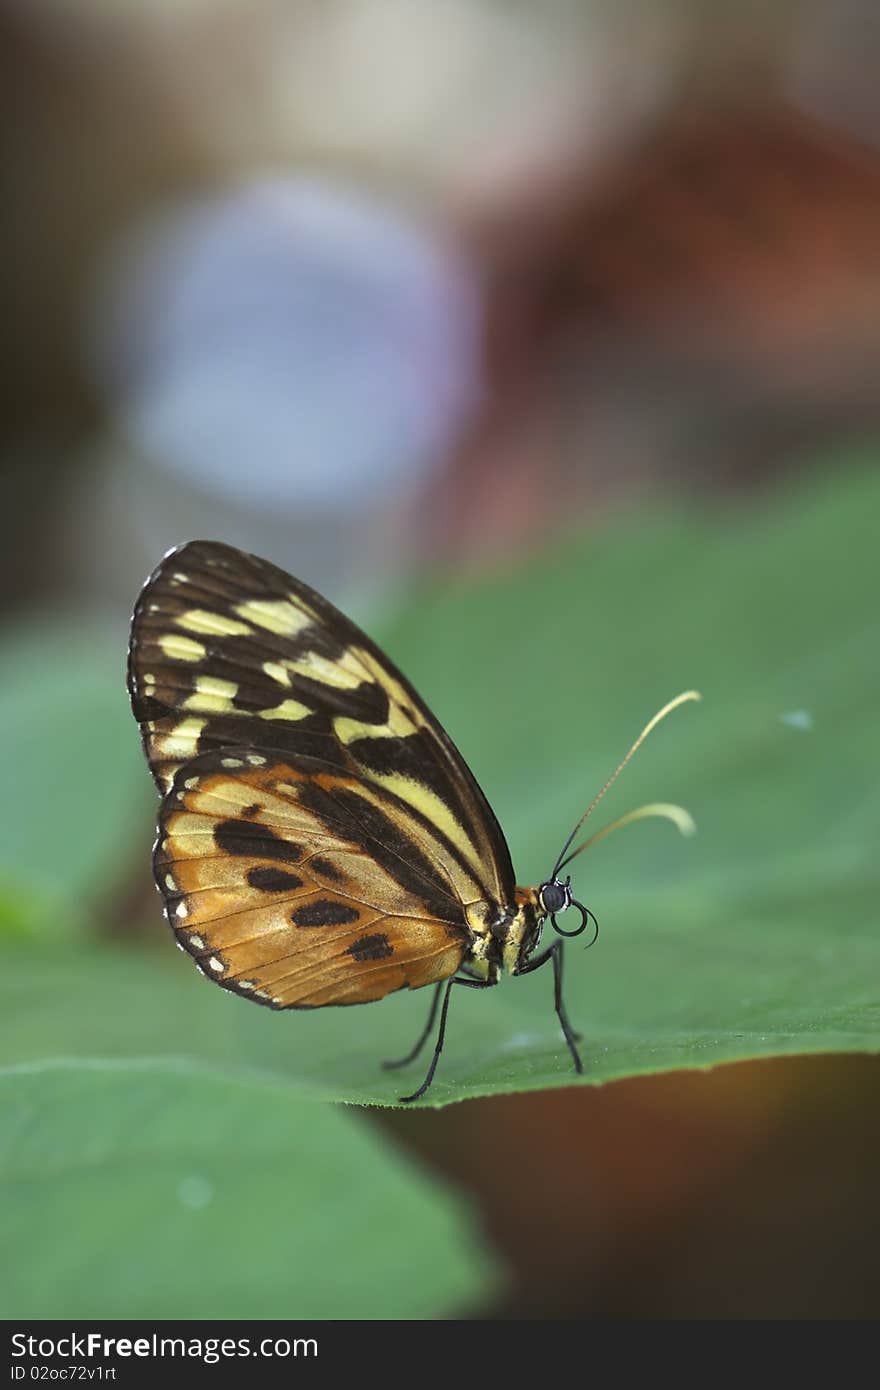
[215,819,302,863]
[246,866,304,891]
[309,855,344,881]
[346,933,393,962]
[130,692,173,724]
[292,899,360,928]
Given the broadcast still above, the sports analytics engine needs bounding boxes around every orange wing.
[155,747,470,1007]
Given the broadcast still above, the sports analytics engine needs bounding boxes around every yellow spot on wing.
[282,652,364,690]
[258,698,311,721]
[334,702,415,744]
[158,717,205,760]
[263,661,291,686]
[176,610,253,637]
[351,648,427,730]
[263,650,364,692]
[235,600,311,637]
[159,634,207,662]
[183,676,238,714]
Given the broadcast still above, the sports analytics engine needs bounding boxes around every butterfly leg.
[382,982,444,1071]
[516,940,584,1073]
[398,976,493,1104]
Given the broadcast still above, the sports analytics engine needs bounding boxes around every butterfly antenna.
[557,802,696,872]
[551,690,701,878]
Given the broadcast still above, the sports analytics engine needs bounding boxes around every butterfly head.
[504,880,597,976]
[538,876,599,943]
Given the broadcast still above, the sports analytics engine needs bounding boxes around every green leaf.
[0,1062,497,1319]
[1,465,878,1112]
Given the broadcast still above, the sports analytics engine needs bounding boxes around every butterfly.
[128,540,698,1101]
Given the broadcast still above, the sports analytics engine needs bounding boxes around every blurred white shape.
[177,1174,215,1210]
[500,1032,545,1052]
[88,177,483,512]
[779,710,814,731]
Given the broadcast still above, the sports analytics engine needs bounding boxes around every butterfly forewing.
[128,541,514,908]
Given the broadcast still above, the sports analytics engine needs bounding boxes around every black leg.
[382,982,443,1071]
[515,939,583,1074]
[398,975,493,1104]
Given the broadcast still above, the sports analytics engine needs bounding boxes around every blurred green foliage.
[1,463,878,1316]
[0,620,142,939]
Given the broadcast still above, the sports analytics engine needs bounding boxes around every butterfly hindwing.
[128,540,515,908]
[157,747,469,1007]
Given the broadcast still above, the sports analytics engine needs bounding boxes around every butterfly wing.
[129,540,517,1000]
[157,747,468,1007]
[129,540,515,907]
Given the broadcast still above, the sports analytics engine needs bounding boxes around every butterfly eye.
[539,879,569,916]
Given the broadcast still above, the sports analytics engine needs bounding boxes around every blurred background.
[2,0,880,1319]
